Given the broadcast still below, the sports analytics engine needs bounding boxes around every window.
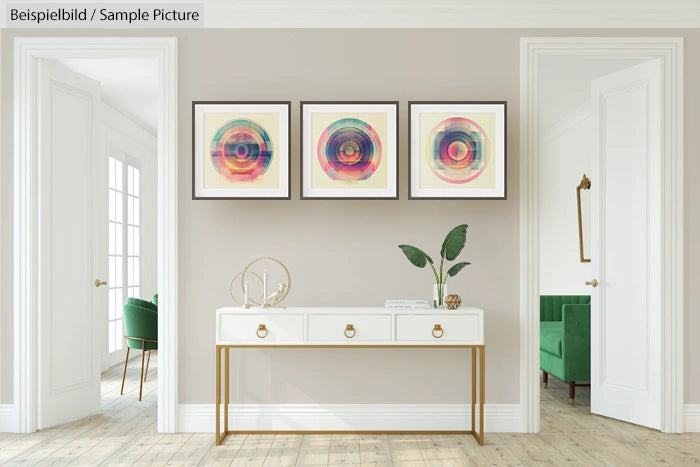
[108,155,142,354]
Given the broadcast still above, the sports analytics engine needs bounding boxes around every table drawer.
[218,314,304,343]
[308,314,391,342]
[396,314,481,343]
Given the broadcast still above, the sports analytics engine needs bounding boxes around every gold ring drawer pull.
[344,324,356,339]
[256,324,268,339]
[432,324,444,339]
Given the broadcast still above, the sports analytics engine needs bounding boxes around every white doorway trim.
[519,37,684,433]
[13,37,178,433]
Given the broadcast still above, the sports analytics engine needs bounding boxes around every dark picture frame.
[192,101,291,200]
[408,101,507,200]
[300,101,399,200]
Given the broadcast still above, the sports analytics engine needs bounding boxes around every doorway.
[519,37,685,433]
[12,37,178,433]
[56,56,160,418]
[538,56,658,426]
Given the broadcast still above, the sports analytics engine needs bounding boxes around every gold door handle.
[585,279,599,287]
[94,278,107,287]
[344,324,356,339]
[256,324,268,338]
[432,324,444,339]
[576,174,592,263]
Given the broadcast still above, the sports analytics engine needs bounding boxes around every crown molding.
[202,0,700,28]
[1,1,699,29]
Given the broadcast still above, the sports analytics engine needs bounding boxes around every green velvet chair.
[121,299,158,401]
[540,295,591,404]
[127,296,157,312]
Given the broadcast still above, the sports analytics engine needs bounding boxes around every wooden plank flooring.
[1,359,699,465]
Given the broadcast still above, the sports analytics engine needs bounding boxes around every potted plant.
[398,224,471,307]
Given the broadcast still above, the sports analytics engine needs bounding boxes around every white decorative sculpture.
[264,283,288,308]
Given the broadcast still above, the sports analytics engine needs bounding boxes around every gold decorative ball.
[445,294,462,310]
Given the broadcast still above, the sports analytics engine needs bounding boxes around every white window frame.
[107,152,143,358]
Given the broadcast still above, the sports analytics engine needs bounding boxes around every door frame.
[519,37,684,433]
[13,37,179,433]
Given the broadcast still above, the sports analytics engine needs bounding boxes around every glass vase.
[433,283,448,308]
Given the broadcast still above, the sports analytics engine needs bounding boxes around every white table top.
[216,306,483,315]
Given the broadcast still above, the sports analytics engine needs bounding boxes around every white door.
[38,59,105,428]
[589,59,661,429]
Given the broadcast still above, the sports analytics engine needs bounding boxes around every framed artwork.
[301,101,398,199]
[409,101,506,199]
[192,101,290,199]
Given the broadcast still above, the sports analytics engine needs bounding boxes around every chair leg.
[144,350,151,382]
[139,342,146,401]
[569,381,575,405]
[542,371,548,388]
[120,347,130,395]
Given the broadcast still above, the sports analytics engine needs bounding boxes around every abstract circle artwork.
[425,117,490,184]
[210,119,273,182]
[316,118,382,181]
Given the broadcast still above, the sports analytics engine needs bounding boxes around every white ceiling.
[1,0,698,27]
[57,58,158,133]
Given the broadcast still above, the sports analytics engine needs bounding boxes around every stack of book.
[385,299,431,309]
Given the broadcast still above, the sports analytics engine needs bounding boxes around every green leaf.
[398,245,434,268]
[440,224,468,261]
[447,261,471,277]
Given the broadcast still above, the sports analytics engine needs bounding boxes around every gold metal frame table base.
[215,344,485,446]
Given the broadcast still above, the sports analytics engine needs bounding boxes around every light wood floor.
[1,358,698,466]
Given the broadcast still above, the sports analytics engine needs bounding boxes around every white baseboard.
[4,401,696,433]
[0,404,18,432]
[685,404,700,432]
[178,403,522,433]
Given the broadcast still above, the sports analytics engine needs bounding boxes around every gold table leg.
[213,344,485,446]
[216,346,221,446]
[225,347,230,434]
[479,346,485,445]
[471,348,476,434]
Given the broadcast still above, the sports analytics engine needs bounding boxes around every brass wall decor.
[229,271,263,308]
[444,294,462,310]
[228,256,292,308]
[576,174,592,263]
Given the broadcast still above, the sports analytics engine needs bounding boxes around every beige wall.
[1,29,698,408]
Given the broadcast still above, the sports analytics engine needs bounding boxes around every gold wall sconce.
[576,174,591,263]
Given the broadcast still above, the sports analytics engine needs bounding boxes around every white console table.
[215,307,485,445]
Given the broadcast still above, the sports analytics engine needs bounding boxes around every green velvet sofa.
[540,295,591,404]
